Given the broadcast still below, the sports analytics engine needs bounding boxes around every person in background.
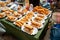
[50,12,60,40]
[42,0,50,9]
[29,0,40,7]
[55,0,60,9]
[48,0,53,3]
[51,0,60,11]
[47,0,55,10]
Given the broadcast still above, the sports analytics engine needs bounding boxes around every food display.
[0,2,7,7]
[21,24,38,35]
[6,15,17,22]
[33,6,50,15]
[0,12,6,18]
[13,11,21,18]
[0,5,51,35]
[14,11,34,27]
[34,17,43,22]
[31,21,42,28]
[5,11,12,16]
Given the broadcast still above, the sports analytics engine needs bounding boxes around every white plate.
[21,26,38,35]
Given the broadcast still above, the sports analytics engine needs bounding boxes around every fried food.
[9,9,14,13]
[15,20,23,27]
[24,24,33,34]
[24,24,33,30]
[37,14,44,18]
[33,6,43,12]
[7,15,17,21]
[34,17,43,22]
[22,9,28,13]
[18,10,24,15]
[24,28,33,34]
[15,11,34,26]
[33,6,49,15]
[13,11,20,17]
[31,21,41,28]
[5,11,12,16]
[0,12,5,18]
[15,20,24,27]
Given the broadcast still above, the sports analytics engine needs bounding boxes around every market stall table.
[0,17,50,40]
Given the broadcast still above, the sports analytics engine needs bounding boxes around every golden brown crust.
[7,15,16,21]
[13,12,20,17]
[0,13,4,18]
[24,24,33,30]
[33,6,49,15]
[31,21,41,28]
[37,14,44,18]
